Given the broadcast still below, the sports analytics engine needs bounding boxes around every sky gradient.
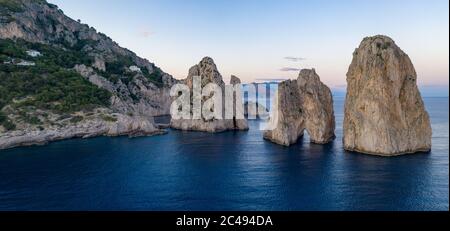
[49,0,449,94]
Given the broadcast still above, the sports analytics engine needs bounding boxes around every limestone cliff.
[0,0,175,148]
[0,0,176,116]
[343,35,432,156]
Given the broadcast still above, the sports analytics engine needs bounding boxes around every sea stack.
[263,69,335,146]
[229,75,249,130]
[343,35,432,156]
[170,57,248,132]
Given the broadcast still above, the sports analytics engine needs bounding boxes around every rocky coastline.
[0,2,433,156]
[0,113,166,150]
[0,0,174,149]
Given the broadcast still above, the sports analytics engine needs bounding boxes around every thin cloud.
[280,67,301,72]
[284,56,306,62]
[138,29,153,38]
[255,78,289,82]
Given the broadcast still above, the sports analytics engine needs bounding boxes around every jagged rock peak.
[171,57,248,132]
[230,75,241,85]
[186,57,224,87]
[298,68,319,81]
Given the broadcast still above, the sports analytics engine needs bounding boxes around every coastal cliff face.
[73,64,173,116]
[0,0,176,149]
[170,57,248,132]
[263,69,335,146]
[343,35,432,156]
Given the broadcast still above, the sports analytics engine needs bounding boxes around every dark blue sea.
[0,97,448,211]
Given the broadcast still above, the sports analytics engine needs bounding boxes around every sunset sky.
[50,0,449,94]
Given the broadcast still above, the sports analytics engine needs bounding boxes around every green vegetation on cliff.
[0,0,172,134]
[0,65,111,112]
[103,55,164,87]
[0,0,23,23]
[143,67,163,86]
[0,38,93,67]
[0,110,15,130]
[0,39,111,116]
[0,0,24,12]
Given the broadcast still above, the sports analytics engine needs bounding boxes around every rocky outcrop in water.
[343,35,432,156]
[229,75,249,130]
[170,57,248,132]
[0,111,166,150]
[263,69,335,146]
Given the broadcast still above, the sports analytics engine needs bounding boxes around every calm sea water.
[0,97,448,211]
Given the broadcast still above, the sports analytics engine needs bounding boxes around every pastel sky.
[49,0,449,91]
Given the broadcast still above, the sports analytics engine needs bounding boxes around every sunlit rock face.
[263,69,335,146]
[343,35,432,156]
[170,57,248,132]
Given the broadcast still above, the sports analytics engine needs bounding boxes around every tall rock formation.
[263,69,335,146]
[229,75,249,130]
[343,35,432,156]
[170,57,248,132]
